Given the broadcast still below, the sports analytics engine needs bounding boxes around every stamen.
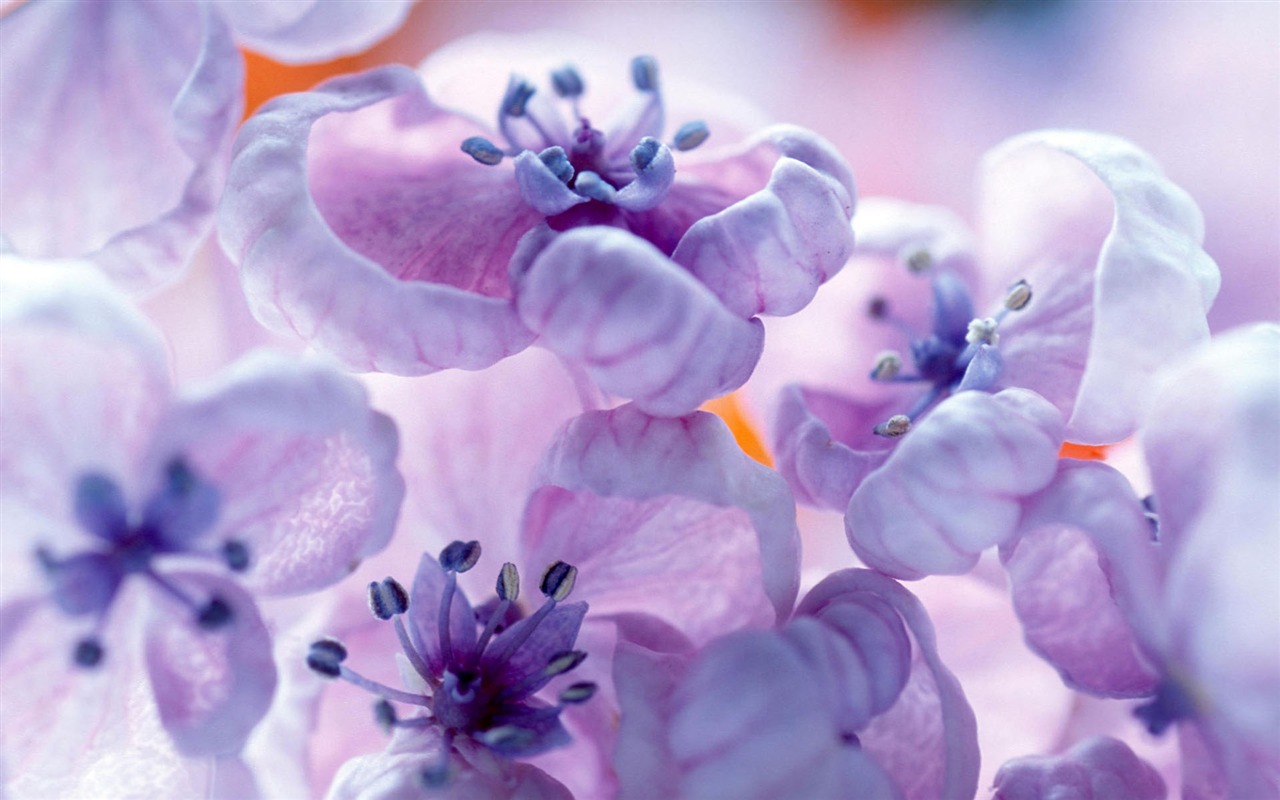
[374,699,398,734]
[196,596,234,630]
[573,171,616,203]
[440,541,482,573]
[393,616,433,679]
[630,137,662,172]
[421,731,454,788]
[497,562,520,602]
[1133,681,1196,735]
[498,650,589,701]
[965,317,999,347]
[867,297,890,319]
[550,65,584,99]
[306,638,348,678]
[631,56,659,92]
[478,725,538,753]
[367,577,410,621]
[473,563,519,663]
[672,121,709,151]
[339,665,433,707]
[539,147,574,184]
[873,415,912,438]
[73,636,104,668]
[221,540,250,572]
[871,351,903,381]
[501,77,536,117]
[540,561,577,601]
[461,136,505,166]
[559,682,597,705]
[903,248,933,274]
[1003,279,1032,311]
[1142,495,1160,541]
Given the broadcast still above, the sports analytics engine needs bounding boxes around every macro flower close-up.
[1,1,1276,799]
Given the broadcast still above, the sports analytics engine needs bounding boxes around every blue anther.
[461,136,505,166]
[306,638,348,678]
[672,121,710,151]
[573,171,616,203]
[551,65,585,98]
[73,637,104,668]
[440,540,482,573]
[631,56,659,92]
[539,146,575,184]
[222,540,250,572]
[559,682,597,704]
[630,137,662,172]
[496,563,520,602]
[197,596,234,630]
[539,561,577,601]
[501,77,536,117]
[368,577,410,620]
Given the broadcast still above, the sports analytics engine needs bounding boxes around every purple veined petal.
[980,131,1219,444]
[515,227,766,416]
[0,259,172,571]
[218,65,537,375]
[144,571,277,757]
[846,389,1065,580]
[146,351,404,596]
[519,487,775,646]
[512,150,589,215]
[672,125,857,319]
[480,601,587,700]
[406,553,478,676]
[852,197,979,276]
[992,736,1167,800]
[213,0,412,65]
[798,569,981,800]
[773,385,897,512]
[535,404,801,623]
[0,0,243,295]
[1000,523,1161,698]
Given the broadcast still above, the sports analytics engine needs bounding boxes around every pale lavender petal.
[672,125,857,318]
[799,598,912,727]
[515,227,765,416]
[1,0,243,294]
[406,553,477,675]
[145,352,402,595]
[613,641,688,800]
[846,389,1064,580]
[993,736,1167,800]
[1001,524,1161,697]
[797,570,981,800]
[214,0,412,64]
[513,150,589,215]
[980,131,1219,443]
[218,66,536,374]
[852,197,979,275]
[145,572,276,757]
[535,404,800,622]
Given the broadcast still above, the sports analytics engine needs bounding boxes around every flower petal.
[851,197,979,276]
[218,66,536,374]
[147,351,404,596]
[406,553,478,675]
[534,404,800,623]
[213,0,412,64]
[481,601,587,698]
[516,227,766,415]
[992,736,1167,800]
[846,389,1064,580]
[0,0,243,294]
[672,125,857,318]
[980,131,1219,443]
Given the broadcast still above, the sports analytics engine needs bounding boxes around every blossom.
[0,257,404,790]
[1000,324,1280,797]
[769,130,1219,579]
[0,0,412,294]
[217,31,856,415]
[992,736,1166,800]
[612,568,979,799]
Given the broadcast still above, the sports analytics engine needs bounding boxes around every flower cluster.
[2,5,1276,800]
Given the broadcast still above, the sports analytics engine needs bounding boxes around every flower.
[992,736,1166,800]
[0,0,412,294]
[217,31,856,414]
[769,130,1219,579]
[1000,324,1280,797]
[0,257,404,789]
[612,568,979,800]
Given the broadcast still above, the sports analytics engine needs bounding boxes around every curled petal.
[535,404,800,622]
[0,0,243,294]
[513,151,589,215]
[148,352,404,596]
[980,131,1219,443]
[673,125,857,318]
[993,736,1166,800]
[145,572,277,757]
[213,0,412,64]
[218,65,536,375]
[516,227,765,416]
[614,140,676,212]
[846,389,1064,580]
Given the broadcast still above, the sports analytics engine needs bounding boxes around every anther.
[550,65,584,99]
[539,146,574,184]
[73,637,104,668]
[496,562,520,602]
[631,56,659,92]
[501,77,536,117]
[421,764,450,789]
[368,577,410,620]
[373,699,398,734]
[867,297,890,319]
[540,561,577,601]
[559,682,597,705]
[1004,279,1032,311]
[461,136,504,166]
[965,317,999,347]
[306,638,348,678]
[545,650,588,677]
[672,121,710,151]
[871,351,903,381]
[196,596,234,630]
[478,725,536,752]
[904,248,933,274]
[440,541,482,574]
[573,171,616,203]
[874,415,912,438]
[221,540,250,572]
[630,137,662,172]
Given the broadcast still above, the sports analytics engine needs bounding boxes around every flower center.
[306,541,594,789]
[865,254,1032,438]
[35,458,246,668]
[1133,679,1197,735]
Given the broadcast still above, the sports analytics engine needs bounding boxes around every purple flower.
[1000,324,1280,797]
[770,130,1219,579]
[217,32,856,415]
[309,542,587,794]
[992,736,1166,800]
[0,257,404,785]
[612,568,979,800]
[0,0,412,294]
